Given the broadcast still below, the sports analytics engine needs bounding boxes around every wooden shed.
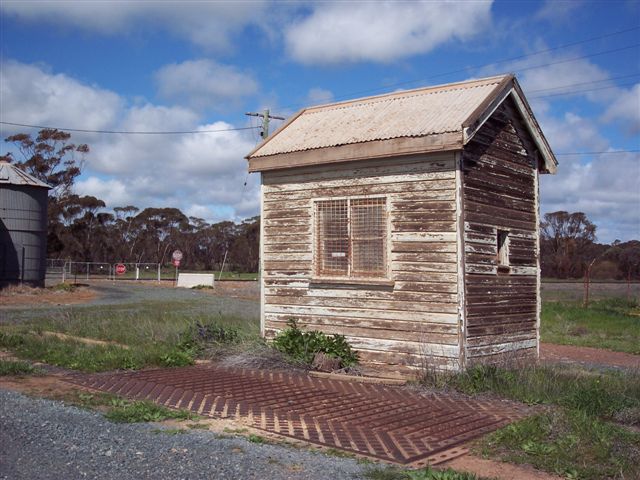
[246,74,557,376]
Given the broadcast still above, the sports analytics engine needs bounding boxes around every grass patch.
[421,364,640,479]
[0,359,39,376]
[541,298,639,354]
[420,363,640,422]
[0,300,259,372]
[363,466,491,480]
[479,410,640,480]
[104,399,196,423]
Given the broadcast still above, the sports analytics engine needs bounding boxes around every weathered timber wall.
[261,153,461,375]
[462,98,539,364]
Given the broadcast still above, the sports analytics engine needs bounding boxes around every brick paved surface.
[67,366,528,466]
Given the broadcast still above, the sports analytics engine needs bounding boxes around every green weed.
[272,318,359,367]
[0,359,39,376]
[104,399,195,423]
[420,364,640,422]
[247,434,267,444]
[479,410,640,480]
[363,466,491,480]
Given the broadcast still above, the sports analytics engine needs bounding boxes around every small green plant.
[104,399,196,423]
[363,466,488,480]
[160,347,195,367]
[48,282,77,293]
[272,319,359,367]
[247,434,267,444]
[151,428,187,435]
[0,359,38,376]
[191,285,213,290]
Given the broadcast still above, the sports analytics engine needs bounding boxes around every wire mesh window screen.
[315,197,387,278]
[351,198,387,276]
[316,199,349,275]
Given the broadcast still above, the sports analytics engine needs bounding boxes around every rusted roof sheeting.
[250,76,506,158]
[0,161,51,189]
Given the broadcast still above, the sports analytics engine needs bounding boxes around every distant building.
[0,160,51,287]
[246,74,557,377]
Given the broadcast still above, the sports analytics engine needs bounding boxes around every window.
[315,197,387,278]
[497,229,510,270]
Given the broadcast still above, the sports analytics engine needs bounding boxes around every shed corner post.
[259,172,266,339]
[534,154,542,361]
[454,151,467,371]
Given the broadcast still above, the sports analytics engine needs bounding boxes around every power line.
[0,121,260,135]
[555,150,640,156]
[531,82,638,99]
[526,72,640,94]
[279,25,640,111]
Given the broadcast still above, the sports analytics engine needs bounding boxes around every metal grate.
[315,197,387,278]
[316,199,349,275]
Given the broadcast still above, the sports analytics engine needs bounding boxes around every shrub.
[0,359,38,376]
[272,319,359,367]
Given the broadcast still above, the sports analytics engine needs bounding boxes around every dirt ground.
[540,343,639,369]
[0,285,98,307]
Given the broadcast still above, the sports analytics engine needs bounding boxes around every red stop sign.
[172,259,180,267]
[115,263,126,275]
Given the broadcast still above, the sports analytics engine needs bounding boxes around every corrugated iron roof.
[250,75,507,158]
[0,161,51,188]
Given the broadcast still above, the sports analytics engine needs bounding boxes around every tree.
[3,129,88,199]
[540,211,597,278]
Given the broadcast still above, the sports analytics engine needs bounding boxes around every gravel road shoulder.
[0,388,369,480]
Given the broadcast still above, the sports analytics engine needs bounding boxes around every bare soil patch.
[541,342,640,369]
[444,454,563,480]
[0,285,97,307]
[210,281,259,301]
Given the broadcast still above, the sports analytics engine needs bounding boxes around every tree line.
[2,129,638,279]
[1,129,258,273]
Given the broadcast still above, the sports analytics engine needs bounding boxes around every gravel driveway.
[0,388,369,480]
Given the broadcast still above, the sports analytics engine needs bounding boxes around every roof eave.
[461,75,557,174]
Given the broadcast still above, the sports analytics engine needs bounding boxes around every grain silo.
[0,160,51,287]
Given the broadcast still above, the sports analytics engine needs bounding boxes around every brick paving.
[66,366,529,466]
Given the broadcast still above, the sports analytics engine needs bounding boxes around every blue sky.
[1,0,639,242]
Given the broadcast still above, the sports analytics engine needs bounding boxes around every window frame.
[312,195,390,282]
[496,229,510,274]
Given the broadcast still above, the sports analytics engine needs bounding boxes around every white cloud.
[539,113,640,243]
[285,0,493,64]
[75,177,133,207]
[306,88,334,106]
[0,60,260,224]
[0,60,122,133]
[155,59,258,112]
[602,83,640,134]
[1,1,267,51]
[535,0,584,22]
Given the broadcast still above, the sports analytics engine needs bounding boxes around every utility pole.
[245,109,285,139]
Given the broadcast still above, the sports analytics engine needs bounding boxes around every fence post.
[157,264,161,283]
[20,246,25,285]
[86,262,89,281]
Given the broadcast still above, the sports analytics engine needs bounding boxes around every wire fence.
[46,260,162,282]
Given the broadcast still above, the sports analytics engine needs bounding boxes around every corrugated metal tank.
[0,161,50,287]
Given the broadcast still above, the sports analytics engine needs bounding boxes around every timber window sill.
[310,277,395,288]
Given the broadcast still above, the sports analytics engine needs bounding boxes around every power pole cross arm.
[245,109,285,139]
